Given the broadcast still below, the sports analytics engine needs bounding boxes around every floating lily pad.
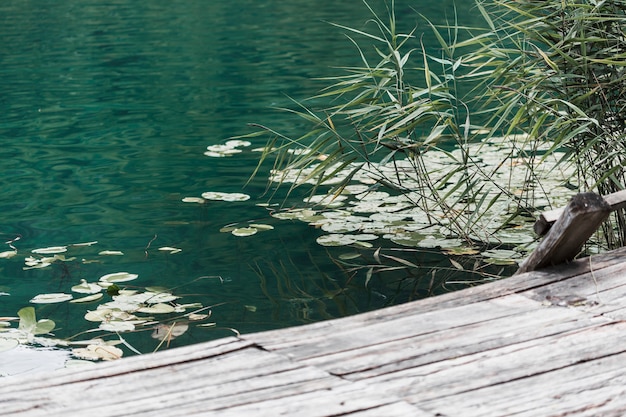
[232,227,258,237]
[99,321,137,333]
[70,293,104,304]
[181,197,205,204]
[137,303,176,314]
[0,250,17,259]
[158,247,182,254]
[201,191,250,202]
[71,280,102,294]
[32,246,67,254]
[98,250,124,256]
[151,322,189,341]
[72,344,123,361]
[30,293,73,304]
[225,139,251,148]
[99,272,139,283]
[249,224,274,231]
[0,338,19,352]
[316,234,357,246]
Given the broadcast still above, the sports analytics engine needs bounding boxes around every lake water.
[0,0,489,355]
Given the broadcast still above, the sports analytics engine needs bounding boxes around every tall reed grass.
[253,0,626,248]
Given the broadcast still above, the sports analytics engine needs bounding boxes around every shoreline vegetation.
[250,0,626,267]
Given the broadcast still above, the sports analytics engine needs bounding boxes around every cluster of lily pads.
[0,241,223,367]
[263,137,576,264]
[182,191,276,237]
[204,139,252,157]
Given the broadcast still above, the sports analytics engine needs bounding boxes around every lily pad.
[98,250,124,256]
[98,321,136,332]
[32,246,67,254]
[99,272,139,283]
[0,338,19,352]
[30,293,73,304]
[232,227,258,237]
[316,234,357,247]
[201,191,250,202]
[137,303,176,314]
[158,247,182,254]
[181,197,205,204]
[151,322,189,341]
[70,293,104,304]
[71,280,102,294]
[72,344,123,361]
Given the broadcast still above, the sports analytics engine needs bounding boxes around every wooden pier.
[2,245,626,416]
[3,191,626,416]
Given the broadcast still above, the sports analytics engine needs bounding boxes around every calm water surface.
[0,0,479,353]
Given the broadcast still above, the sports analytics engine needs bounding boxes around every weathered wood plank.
[421,350,626,417]
[516,192,611,274]
[4,245,626,415]
[364,320,626,404]
[534,188,626,236]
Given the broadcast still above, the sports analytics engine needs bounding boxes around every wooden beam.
[516,192,611,274]
[534,189,626,236]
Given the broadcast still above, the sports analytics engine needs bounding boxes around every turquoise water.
[0,0,483,353]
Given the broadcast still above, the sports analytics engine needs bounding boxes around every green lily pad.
[71,280,102,294]
[232,227,258,237]
[29,293,73,304]
[70,293,104,304]
[32,246,67,254]
[99,272,139,283]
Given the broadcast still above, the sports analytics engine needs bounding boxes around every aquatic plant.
[249,0,626,259]
[458,0,626,247]
[0,240,234,371]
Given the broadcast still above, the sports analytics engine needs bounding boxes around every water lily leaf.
[71,280,102,294]
[158,247,182,254]
[232,227,258,237]
[181,197,205,204]
[72,344,123,361]
[338,252,362,260]
[145,292,179,304]
[70,293,104,304]
[99,272,139,283]
[99,321,136,332]
[32,246,67,254]
[0,250,17,259]
[30,293,73,304]
[316,234,357,246]
[137,303,176,314]
[98,250,124,256]
[70,241,98,247]
[18,307,56,335]
[248,224,274,231]
[188,313,210,321]
[151,322,189,341]
[201,191,250,202]
[0,338,19,352]
[225,139,251,148]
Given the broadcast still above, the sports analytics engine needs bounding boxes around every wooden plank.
[299,305,606,380]
[421,351,626,416]
[534,188,626,236]
[363,320,626,404]
[516,192,611,274]
[4,246,626,415]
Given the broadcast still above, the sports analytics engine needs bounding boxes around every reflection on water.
[0,0,480,353]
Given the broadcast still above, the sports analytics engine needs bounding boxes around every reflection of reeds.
[253,249,354,323]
